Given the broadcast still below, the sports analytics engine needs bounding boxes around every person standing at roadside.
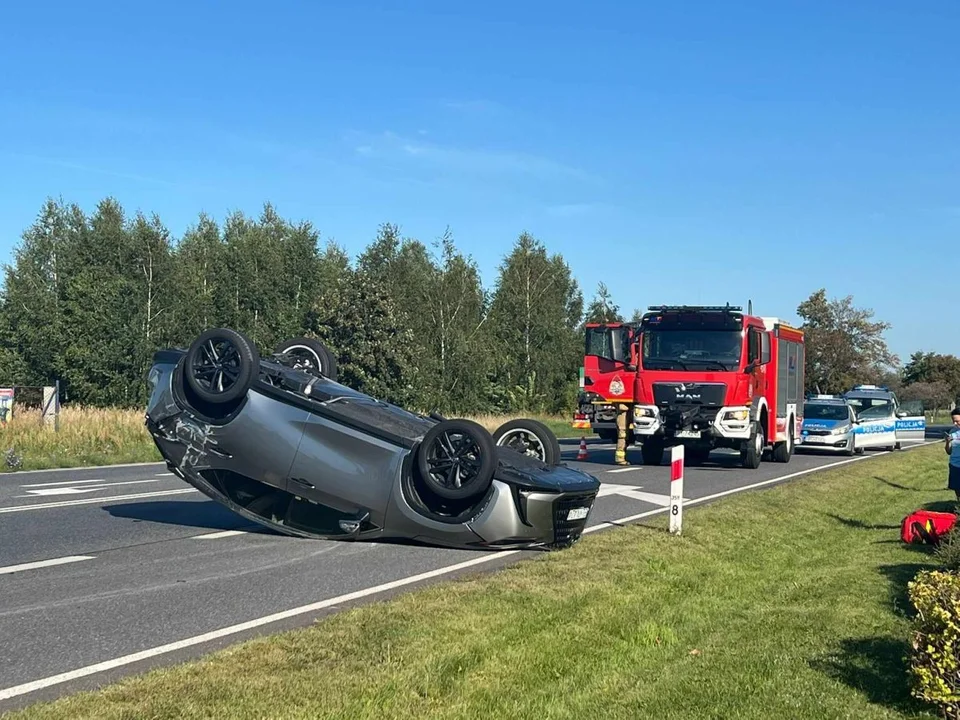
[946,407,960,500]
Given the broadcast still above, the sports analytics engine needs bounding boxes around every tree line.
[0,196,957,415]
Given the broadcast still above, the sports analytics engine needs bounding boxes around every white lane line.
[192,530,248,540]
[0,556,96,576]
[155,473,171,477]
[606,467,641,473]
[3,461,166,475]
[0,440,939,702]
[20,478,109,488]
[17,479,164,497]
[0,488,198,514]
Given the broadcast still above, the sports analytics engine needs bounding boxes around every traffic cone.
[577,436,588,460]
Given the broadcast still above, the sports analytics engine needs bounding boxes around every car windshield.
[848,397,895,420]
[641,329,741,372]
[804,403,849,421]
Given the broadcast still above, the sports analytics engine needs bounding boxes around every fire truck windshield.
[641,329,742,372]
[585,326,631,363]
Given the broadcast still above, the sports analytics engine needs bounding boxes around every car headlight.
[830,425,851,435]
[724,409,749,421]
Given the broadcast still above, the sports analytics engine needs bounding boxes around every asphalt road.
[0,430,947,712]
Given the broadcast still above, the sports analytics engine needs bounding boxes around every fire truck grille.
[652,382,726,407]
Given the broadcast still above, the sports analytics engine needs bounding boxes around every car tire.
[273,336,338,381]
[185,327,259,405]
[417,419,497,501]
[492,418,562,466]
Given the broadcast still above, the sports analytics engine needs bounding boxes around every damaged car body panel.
[145,329,601,551]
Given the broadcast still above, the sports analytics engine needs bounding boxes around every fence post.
[42,384,60,431]
[669,444,684,535]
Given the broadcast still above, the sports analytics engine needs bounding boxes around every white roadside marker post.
[670,444,684,535]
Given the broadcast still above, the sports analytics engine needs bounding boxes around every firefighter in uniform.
[615,402,630,465]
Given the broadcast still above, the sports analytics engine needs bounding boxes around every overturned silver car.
[144,328,600,550]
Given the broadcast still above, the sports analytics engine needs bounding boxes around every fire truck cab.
[573,322,638,442]
[630,304,805,468]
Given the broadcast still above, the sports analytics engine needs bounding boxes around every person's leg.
[950,464,960,501]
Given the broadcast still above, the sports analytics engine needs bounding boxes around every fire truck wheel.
[741,423,763,469]
[641,438,664,466]
[772,424,794,463]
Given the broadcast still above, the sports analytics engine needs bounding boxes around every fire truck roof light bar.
[646,304,743,313]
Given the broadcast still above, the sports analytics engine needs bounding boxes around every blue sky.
[1,0,957,364]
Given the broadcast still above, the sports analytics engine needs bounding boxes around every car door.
[852,401,897,450]
[895,399,927,445]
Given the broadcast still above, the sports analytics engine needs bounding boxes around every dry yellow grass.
[0,403,161,472]
[0,404,578,473]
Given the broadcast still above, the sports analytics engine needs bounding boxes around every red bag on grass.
[901,510,958,545]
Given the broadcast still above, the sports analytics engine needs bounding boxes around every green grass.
[5,444,954,719]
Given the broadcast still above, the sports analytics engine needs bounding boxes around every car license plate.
[675,430,701,438]
[567,506,590,521]
[804,436,822,443]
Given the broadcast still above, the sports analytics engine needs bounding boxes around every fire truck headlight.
[633,407,656,419]
[724,409,749,421]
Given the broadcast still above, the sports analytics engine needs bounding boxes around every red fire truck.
[572,322,638,442]
[630,304,805,468]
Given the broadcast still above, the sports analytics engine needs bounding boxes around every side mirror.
[895,410,907,418]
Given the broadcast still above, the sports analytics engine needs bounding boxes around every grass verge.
[0,405,580,472]
[5,445,954,719]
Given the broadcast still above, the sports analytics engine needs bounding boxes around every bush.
[907,570,960,718]
[936,528,960,572]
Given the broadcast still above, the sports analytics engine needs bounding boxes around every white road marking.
[18,488,105,497]
[20,478,109,488]
[597,482,686,505]
[18,479,163,497]
[192,530,248,540]
[4,461,166,476]
[0,488,198,514]
[606,467,641,474]
[0,440,939,702]
[0,556,95,576]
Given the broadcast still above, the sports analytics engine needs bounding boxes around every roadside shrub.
[907,570,960,718]
[936,529,960,572]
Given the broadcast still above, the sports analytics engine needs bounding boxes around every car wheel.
[185,328,259,405]
[492,418,562,466]
[417,419,497,501]
[273,336,338,381]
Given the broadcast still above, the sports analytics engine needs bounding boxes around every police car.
[842,385,926,452]
[798,395,860,455]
